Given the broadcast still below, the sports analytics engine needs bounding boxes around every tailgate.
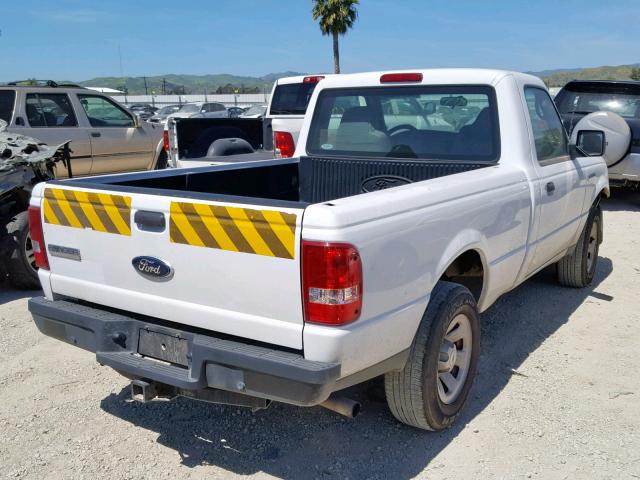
[37,185,305,349]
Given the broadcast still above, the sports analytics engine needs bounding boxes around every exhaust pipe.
[320,396,361,418]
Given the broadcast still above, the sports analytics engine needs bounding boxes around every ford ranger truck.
[28,69,611,431]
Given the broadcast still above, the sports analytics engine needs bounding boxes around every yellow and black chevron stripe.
[43,188,132,236]
[170,201,297,260]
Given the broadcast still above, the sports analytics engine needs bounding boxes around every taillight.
[380,73,423,83]
[163,129,170,152]
[302,241,362,326]
[274,131,295,158]
[28,206,49,270]
[303,76,325,84]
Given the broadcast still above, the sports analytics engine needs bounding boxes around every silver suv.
[0,81,166,177]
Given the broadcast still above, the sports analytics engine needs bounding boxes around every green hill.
[530,63,640,87]
[79,72,305,95]
[78,63,640,94]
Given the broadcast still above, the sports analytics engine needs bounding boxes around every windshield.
[306,85,499,162]
[243,105,266,116]
[556,86,640,118]
[179,104,200,113]
[269,82,317,115]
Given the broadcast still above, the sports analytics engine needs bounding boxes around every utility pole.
[143,76,148,96]
[161,78,166,95]
[118,45,127,104]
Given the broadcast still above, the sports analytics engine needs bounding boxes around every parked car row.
[141,102,268,126]
[0,82,166,178]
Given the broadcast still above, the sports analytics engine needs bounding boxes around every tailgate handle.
[134,211,166,232]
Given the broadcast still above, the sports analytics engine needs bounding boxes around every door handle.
[134,211,166,232]
[546,182,555,194]
[588,173,596,179]
[91,132,101,138]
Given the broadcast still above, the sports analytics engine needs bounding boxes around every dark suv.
[555,80,640,188]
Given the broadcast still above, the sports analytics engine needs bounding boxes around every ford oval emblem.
[132,256,174,282]
[361,175,412,193]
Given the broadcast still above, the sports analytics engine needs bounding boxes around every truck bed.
[58,156,492,206]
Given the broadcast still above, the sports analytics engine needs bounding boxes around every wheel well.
[598,187,610,200]
[439,250,485,302]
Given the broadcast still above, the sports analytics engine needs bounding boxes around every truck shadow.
[100,257,613,479]
[601,190,640,212]
[0,283,40,306]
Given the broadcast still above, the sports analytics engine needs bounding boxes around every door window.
[26,93,78,127]
[77,94,135,127]
[0,90,16,123]
[524,87,568,163]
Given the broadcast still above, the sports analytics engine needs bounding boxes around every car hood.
[167,112,196,120]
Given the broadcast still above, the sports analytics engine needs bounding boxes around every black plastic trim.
[28,297,340,406]
[48,159,308,209]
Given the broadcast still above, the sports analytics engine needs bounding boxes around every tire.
[385,281,480,431]
[5,211,41,289]
[154,150,168,170]
[557,205,602,288]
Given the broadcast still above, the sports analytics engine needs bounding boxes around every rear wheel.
[385,281,480,430]
[155,150,168,170]
[5,211,40,289]
[557,205,602,288]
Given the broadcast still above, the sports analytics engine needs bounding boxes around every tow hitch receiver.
[131,379,174,403]
[130,379,271,410]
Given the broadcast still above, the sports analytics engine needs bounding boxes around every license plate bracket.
[138,329,189,367]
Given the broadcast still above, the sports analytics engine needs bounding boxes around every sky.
[0,0,639,81]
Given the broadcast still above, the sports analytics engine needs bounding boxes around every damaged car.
[0,120,70,288]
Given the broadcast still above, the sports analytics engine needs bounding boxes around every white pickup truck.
[268,74,333,157]
[28,69,612,431]
[165,74,331,169]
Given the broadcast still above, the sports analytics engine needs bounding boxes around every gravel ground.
[1,192,639,480]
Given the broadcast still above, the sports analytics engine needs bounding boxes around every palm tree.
[312,0,359,74]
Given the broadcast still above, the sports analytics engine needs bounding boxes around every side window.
[524,87,568,163]
[0,90,16,123]
[77,94,134,127]
[26,93,78,127]
[213,103,226,112]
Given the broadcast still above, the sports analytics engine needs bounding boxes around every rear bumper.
[28,297,340,406]
[609,153,640,182]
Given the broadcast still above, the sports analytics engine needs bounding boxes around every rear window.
[307,85,500,162]
[555,83,640,118]
[0,90,16,123]
[269,82,317,116]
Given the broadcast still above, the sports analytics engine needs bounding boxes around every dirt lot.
[1,192,639,480]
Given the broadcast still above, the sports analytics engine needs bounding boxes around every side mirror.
[570,111,630,166]
[133,114,142,128]
[440,96,467,108]
[577,130,605,156]
[570,130,605,159]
